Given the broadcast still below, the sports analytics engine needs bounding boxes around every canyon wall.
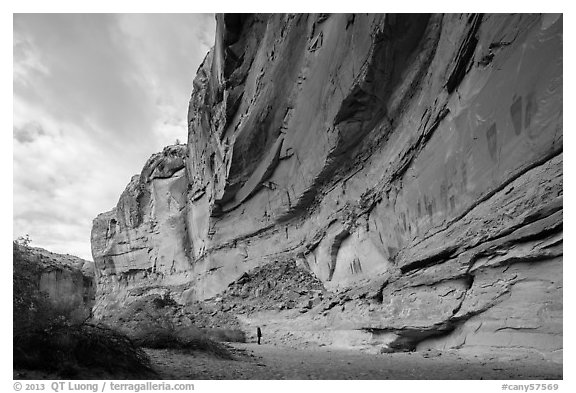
[91,14,562,360]
[13,244,96,323]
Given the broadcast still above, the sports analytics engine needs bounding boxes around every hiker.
[257,326,262,345]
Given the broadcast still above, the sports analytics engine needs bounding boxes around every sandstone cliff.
[92,14,562,361]
[13,243,96,324]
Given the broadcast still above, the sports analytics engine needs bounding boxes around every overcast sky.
[13,14,215,260]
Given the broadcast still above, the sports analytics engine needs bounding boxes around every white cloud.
[13,102,130,259]
[13,31,50,87]
[13,14,215,260]
[114,14,214,147]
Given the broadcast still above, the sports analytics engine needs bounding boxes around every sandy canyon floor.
[146,343,562,380]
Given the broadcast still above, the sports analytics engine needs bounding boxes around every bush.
[13,242,61,334]
[132,325,233,359]
[203,328,246,343]
[14,321,157,379]
[15,235,32,247]
[104,293,236,359]
[13,242,156,379]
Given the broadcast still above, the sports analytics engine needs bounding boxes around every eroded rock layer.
[14,244,96,323]
[92,14,562,361]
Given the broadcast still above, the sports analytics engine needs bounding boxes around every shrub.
[15,235,32,247]
[14,321,157,379]
[132,325,233,360]
[13,242,156,379]
[107,293,235,359]
[13,242,59,335]
[203,328,246,343]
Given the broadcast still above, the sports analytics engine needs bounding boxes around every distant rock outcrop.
[91,14,562,361]
[91,144,190,320]
[13,243,95,324]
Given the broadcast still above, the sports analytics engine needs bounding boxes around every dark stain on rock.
[349,257,363,274]
[486,123,498,162]
[461,162,468,191]
[510,95,523,135]
[524,91,538,130]
[425,196,434,219]
[387,246,398,262]
[440,182,448,211]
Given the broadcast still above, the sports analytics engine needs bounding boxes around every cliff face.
[92,14,562,360]
[13,244,96,323]
[91,144,190,318]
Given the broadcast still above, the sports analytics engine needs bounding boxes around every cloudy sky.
[13,14,215,260]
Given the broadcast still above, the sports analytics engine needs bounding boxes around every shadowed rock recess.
[91,14,563,362]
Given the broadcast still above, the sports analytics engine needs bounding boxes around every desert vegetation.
[13,242,242,378]
[101,291,244,359]
[13,242,156,378]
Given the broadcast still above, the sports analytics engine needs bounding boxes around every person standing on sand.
[257,326,262,345]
